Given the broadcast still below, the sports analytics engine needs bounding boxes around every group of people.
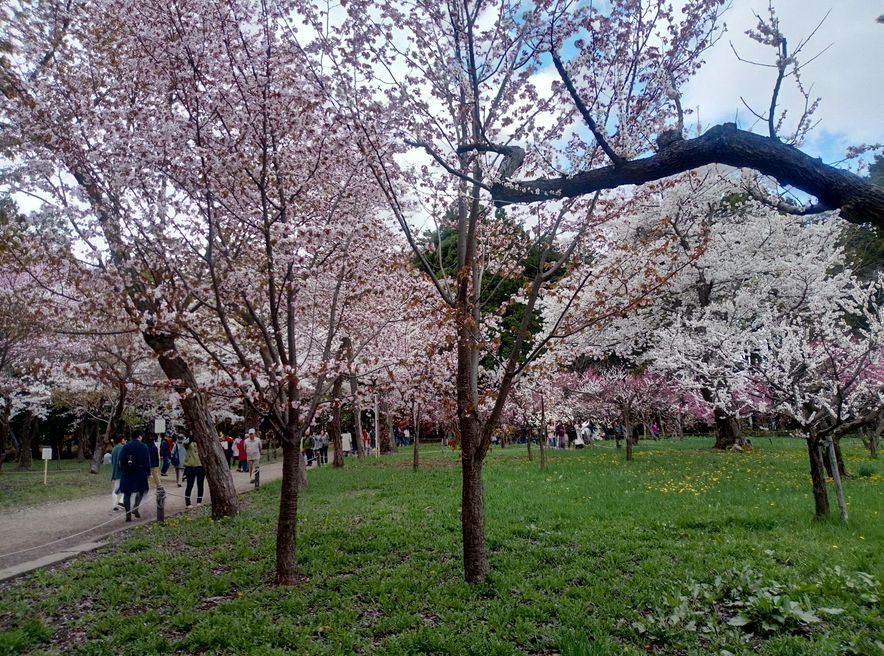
[301,431,329,467]
[108,427,266,522]
[545,421,661,449]
[217,429,263,480]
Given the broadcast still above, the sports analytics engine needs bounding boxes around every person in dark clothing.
[118,434,151,522]
[159,435,173,475]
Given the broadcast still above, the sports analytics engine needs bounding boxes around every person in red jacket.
[236,433,248,472]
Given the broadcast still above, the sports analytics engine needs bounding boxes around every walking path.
[0,461,285,582]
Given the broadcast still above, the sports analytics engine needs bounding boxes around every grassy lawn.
[0,460,110,511]
[0,437,881,655]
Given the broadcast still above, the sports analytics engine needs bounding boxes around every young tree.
[1,0,241,518]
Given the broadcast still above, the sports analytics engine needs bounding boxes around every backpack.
[122,450,139,477]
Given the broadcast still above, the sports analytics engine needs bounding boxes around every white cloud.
[683,0,884,161]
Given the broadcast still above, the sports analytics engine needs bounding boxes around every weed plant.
[0,437,880,655]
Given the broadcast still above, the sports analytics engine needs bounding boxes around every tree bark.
[143,333,239,519]
[806,433,830,520]
[380,398,393,454]
[385,404,396,453]
[492,123,884,227]
[412,402,420,471]
[75,423,87,462]
[861,427,879,459]
[344,337,366,460]
[0,397,10,472]
[330,376,345,468]
[623,406,633,462]
[17,411,34,470]
[460,415,487,582]
[275,437,301,585]
[89,382,127,474]
[712,413,743,450]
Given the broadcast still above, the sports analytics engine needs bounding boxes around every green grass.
[0,460,110,510]
[0,437,881,655]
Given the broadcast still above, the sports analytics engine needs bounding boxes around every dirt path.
[0,461,285,580]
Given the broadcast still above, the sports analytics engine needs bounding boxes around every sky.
[682,0,884,170]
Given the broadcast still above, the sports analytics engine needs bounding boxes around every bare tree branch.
[492,123,884,227]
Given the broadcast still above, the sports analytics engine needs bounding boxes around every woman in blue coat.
[118,434,151,522]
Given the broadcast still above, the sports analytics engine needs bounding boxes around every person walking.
[182,436,205,506]
[231,434,241,471]
[220,432,233,467]
[109,434,125,511]
[145,435,161,489]
[302,433,314,468]
[171,436,186,487]
[118,433,150,522]
[244,428,262,481]
[317,430,329,466]
[237,433,249,472]
[159,434,173,476]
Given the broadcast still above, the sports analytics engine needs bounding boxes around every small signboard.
[42,447,52,485]
[154,417,166,434]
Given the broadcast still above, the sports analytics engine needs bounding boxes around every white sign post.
[154,417,166,435]
[41,447,52,486]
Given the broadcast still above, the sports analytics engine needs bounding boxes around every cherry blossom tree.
[1,0,242,518]
[742,282,884,521]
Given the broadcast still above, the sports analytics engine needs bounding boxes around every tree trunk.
[526,425,533,462]
[821,437,848,479]
[833,438,847,478]
[0,397,10,472]
[380,399,393,454]
[862,427,879,459]
[623,406,633,462]
[344,337,366,460]
[275,437,301,585]
[90,382,127,474]
[143,332,239,519]
[76,423,87,462]
[386,405,396,453]
[17,411,33,470]
[412,403,420,471]
[806,433,830,520]
[539,396,547,471]
[460,414,487,582]
[330,376,345,468]
[712,412,743,450]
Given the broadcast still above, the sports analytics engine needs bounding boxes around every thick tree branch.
[492,123,884,227]
[549,49,624,167]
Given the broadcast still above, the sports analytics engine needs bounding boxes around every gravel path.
[0,461,286,580]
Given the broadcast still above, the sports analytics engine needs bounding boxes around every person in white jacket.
[244,428,262,482]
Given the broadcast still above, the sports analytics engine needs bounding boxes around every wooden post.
[156,486,166,523]
[826,437,848,524]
